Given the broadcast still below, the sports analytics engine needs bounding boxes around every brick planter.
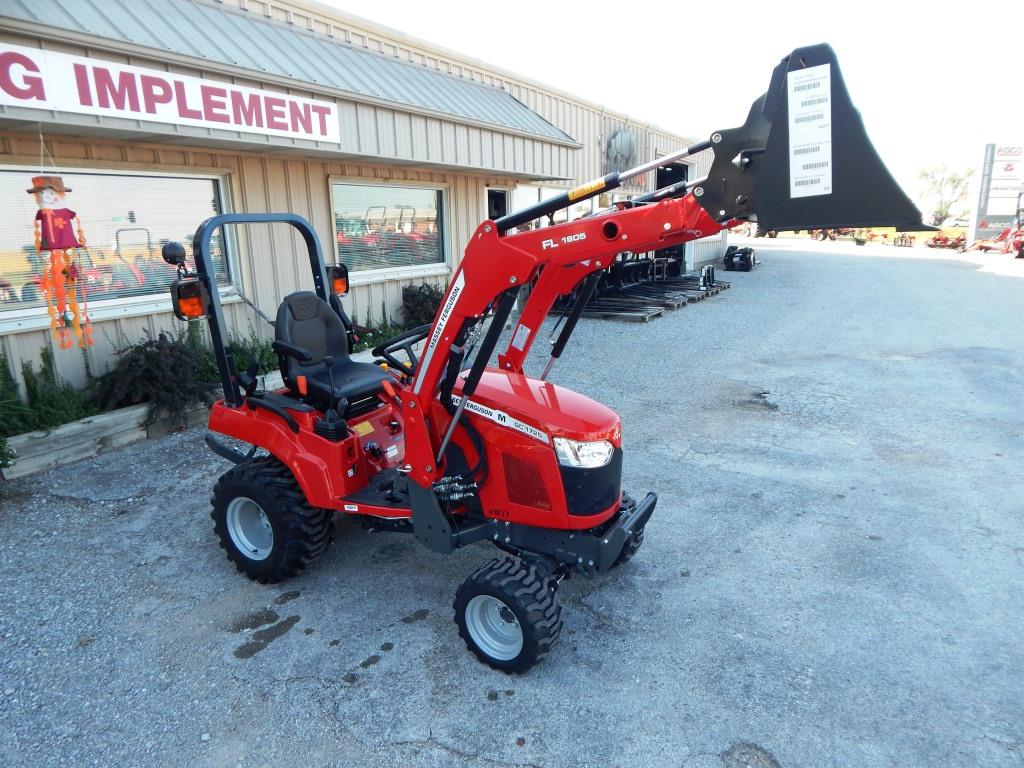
[0,349,383,481]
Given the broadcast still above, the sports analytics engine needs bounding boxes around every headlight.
[553,437,614,468]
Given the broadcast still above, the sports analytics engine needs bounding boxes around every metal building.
[0,0,723,387]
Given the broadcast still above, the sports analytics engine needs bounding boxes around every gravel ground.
[2,239,1023,768]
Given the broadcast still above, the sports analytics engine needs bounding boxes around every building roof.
[0,0,574,144]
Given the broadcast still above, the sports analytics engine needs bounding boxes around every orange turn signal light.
[170,277,211,321]
[327,264,349,296]
[178,296,204,318]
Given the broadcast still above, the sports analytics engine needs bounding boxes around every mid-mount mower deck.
[163,44,929,672]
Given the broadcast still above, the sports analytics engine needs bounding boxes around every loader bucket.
[697,44,933,232]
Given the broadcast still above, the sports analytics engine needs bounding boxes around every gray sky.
[321,0,1017,212]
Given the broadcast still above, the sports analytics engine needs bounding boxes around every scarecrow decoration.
[28,175,93,348]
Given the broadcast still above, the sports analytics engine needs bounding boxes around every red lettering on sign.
[230,91,263,128]
[72,63,92,106]
[0,51,45,100]
[140,75,172,113]
[200,84,229,123]
[289,101,311,134]
[94,67,140,112]
[173,80,202,119]
[310,104,331,137]
[264,96,287,130]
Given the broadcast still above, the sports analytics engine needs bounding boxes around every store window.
[510,185,593,232]
[332,182,444,272]
[0,169,228,311]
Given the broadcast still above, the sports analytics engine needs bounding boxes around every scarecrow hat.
[26,175,72,194]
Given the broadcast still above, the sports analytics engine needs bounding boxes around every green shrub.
[0,435,14,469]
[402,283,444,327]
[1,347,96,471]
[350,287,443,355]
[351,317,406,354]
[227,324,276,374]
[0,351,35,439]
[96,326,218,428]
[20,347,95,430]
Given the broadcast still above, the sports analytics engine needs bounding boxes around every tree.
[919,165,974,226]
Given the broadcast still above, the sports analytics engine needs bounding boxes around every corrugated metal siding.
[0,29,575,180]
[0,0,572,143]
[0,3,728,391]
[230,0,726,265]
[0,131,500,389]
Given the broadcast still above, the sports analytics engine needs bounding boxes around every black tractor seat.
[274,291,390,410]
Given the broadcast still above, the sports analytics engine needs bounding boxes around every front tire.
[211,456,332,583]
[454,557,563,673]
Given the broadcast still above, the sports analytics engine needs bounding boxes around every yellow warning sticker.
[352,420,374,437]
[567,178,606,201]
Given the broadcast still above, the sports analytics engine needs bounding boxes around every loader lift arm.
[399,42,930,488]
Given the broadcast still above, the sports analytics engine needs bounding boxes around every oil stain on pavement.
[228,607,279,633]
[400,609,429,624]
[273,590,301,605]
[344,638,396,683]
[233,615,300,659]
[721,741,782,768]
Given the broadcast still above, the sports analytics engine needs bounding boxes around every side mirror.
[162,241,187,266]
[327,264,349,296]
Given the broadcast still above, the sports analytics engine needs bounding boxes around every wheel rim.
[465,595,524,661]
[226,496,274,561]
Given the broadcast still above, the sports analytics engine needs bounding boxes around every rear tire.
[211,456,332,584]
[454,557,562,673]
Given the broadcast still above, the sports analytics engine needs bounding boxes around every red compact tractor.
[162,44,929,672]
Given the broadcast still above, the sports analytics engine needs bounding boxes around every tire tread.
[211,456,332,584]
[454,556,563,673]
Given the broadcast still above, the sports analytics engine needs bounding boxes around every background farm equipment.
[964,192,1023,258]
[723,245,756,271]
[925,232,966,250]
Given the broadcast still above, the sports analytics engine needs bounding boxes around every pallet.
[549,271,729,323]
[580,306,663,322]
[608,285,690,310]
[580,296,665,321]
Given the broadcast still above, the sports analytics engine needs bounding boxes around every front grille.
[502,452,552,511]
[559,448,622,516]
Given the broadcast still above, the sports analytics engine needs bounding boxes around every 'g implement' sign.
[0,43,340,143]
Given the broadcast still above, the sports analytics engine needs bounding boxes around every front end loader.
[165,44,929,672]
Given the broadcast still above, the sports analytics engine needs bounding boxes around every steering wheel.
[372,323,432,377]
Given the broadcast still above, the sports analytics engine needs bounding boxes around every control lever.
[238,359,260,396]
[313,354,348,442]
[381,379,402,408]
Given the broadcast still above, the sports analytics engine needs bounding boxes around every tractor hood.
[455,370,621,445]
[695,43,934,232]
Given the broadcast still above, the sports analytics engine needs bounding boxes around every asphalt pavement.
[2,238,1022,768]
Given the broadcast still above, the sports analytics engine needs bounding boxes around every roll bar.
[189,213,338,406]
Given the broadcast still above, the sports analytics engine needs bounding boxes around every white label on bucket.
[787,63,833,198]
